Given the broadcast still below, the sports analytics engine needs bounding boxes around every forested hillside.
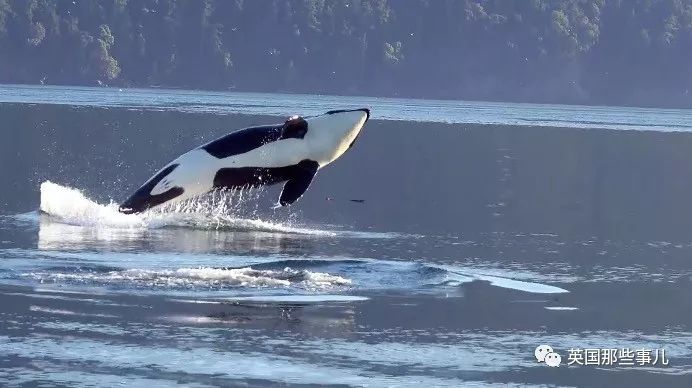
[1,0,691,107]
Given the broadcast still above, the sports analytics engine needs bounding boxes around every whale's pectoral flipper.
[279,160,319,206]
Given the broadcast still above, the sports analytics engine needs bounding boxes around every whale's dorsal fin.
[279,160,319,206]
[280,116,308,139]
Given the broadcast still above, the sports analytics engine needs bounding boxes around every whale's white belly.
[150,139,313,200]
[218,139,311,169]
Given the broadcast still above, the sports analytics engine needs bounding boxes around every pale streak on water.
[0,86,691,387]
[1,84,692,131]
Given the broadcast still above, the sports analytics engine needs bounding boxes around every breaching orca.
[119,108,370,214]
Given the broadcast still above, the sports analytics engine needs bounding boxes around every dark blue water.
[0,86,690,387]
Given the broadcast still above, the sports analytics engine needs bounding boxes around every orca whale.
[119,108,370,214]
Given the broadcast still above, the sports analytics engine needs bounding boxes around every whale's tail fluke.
[119,164,184,214]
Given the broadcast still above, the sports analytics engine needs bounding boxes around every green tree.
[90,24,120,81]
[0,0,690,107]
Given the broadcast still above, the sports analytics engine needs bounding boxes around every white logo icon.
[545,352,562,367]
[535,344,553,362]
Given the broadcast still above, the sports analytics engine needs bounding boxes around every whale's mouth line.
[325,108,370,121]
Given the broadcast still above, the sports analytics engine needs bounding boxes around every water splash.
[40,181,139,228]
[38,181,332,235]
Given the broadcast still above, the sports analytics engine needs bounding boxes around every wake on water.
[28,181,357,293]
[38,180,334,235]
[30,181,569,296]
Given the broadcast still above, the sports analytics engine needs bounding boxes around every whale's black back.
[201,117,308,159]
[202,125,282,159]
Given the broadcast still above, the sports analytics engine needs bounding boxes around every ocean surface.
[0,84,691,387]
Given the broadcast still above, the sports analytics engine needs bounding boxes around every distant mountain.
[0,0,691,107]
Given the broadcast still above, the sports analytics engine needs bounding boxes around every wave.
[5,247,568,295]
[38,181,334,235]
[22,266,351,291]
[28,181,570,296]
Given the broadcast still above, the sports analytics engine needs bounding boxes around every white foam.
[223,295,369,303]
[29,305,118,318]
[439,265,569,294]
[38,181,333,235]
[40,181,143,228]
[167,298,222,304]
[24,266,352,290]
[473,274,569,294]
